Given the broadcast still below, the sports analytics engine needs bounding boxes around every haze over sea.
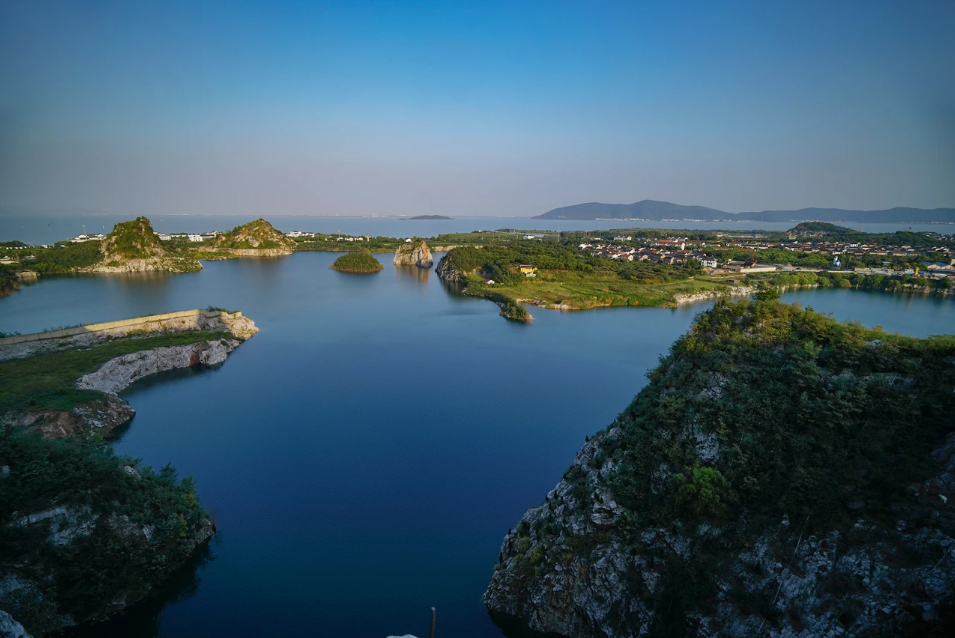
[1,251,953,638]
[1,214,952,247]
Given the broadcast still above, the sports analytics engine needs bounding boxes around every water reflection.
[394,264,432,285]
[66,541,216,638]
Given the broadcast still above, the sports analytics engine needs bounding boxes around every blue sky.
[1,0,953,216]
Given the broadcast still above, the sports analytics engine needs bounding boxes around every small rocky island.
[331,251,383,273]
[485,299,955,636]
[405,215,452,220]
[393,240,434,268]
[0,309,257,635]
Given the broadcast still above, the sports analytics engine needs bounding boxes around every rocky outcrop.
[393,240,434,268]
[673,285,755,305]
[0,610,33,638]
[83,216,201,273]
[485,301,955,637]
[1,311,257,439]
[76,339,240,395]
[2,393,135,439]
[435,254,468,283]
[213,219,294,256]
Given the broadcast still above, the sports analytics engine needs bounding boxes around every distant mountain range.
[533,200,955,224]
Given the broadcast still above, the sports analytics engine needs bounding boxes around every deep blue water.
[1,213,951,246]
[1,255,953,637]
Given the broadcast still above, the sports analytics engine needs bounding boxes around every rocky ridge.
[213,218,295,256]
[393,240,434,268]
[485,300,955,637]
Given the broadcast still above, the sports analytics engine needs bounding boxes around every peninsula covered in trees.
[486,299,955,636]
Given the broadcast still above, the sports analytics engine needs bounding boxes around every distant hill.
[213,219,294,255]
[405,215,453,220]
[533,200,955,224]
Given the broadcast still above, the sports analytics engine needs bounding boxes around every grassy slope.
[467,271,728,309]
[0,331,231,412]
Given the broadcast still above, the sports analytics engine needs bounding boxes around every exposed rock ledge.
[77,338,239,395]
[673,285,755,305]
[394,240,434,268]
[3,339,243,439]
[0,610,32,638]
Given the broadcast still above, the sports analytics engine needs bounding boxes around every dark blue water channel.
[1,254,953,637]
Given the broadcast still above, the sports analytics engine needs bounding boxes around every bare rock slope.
[393,240,434,268]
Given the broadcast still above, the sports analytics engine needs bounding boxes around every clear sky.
[1,0,953,217]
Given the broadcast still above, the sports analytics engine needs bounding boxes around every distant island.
[404,215,453,220]
[533,199,955,224]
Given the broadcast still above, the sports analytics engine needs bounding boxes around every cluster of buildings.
[578,239,720,269]
[154,231,220,242]
[574,234,955,277]
[70,233,106,242]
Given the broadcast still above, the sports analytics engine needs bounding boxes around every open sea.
[1,246,954,637]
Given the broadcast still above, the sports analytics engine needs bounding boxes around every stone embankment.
[0,309,258,438]
[394,240,434,268]
[0,309,256,360]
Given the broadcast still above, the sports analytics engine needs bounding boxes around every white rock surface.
[76,339,239,395]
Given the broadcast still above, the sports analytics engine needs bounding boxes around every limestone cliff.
[83,217,201,273]
[213,218,294,256]
[393,240,434,268]
[485,300,955,637]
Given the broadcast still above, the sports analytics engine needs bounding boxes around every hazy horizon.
[2,1,954,218]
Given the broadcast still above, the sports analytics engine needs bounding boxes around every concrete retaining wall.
[0,309,242,346]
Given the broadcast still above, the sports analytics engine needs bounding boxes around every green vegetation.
[0,240,28,248]
[330,251,383,273]
[0,427,211,635]
[0,263,18,297]
[26,241,104,274]
[213,219,293,251]
[103,217,164,259]
[499,300,955,635]
[598,300,955,527]
[749,269,954,294]
[0,331,230,413]
[438,242,723,313]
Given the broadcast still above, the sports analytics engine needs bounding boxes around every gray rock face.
[76,339,239,395]
[394,241,434,268]
[0,610,32,638]
[484,427,955,638]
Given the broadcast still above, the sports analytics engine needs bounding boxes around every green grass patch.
[0,331,231,412]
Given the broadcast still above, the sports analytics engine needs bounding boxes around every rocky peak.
[214,219,295,254]
[393,240,434,268]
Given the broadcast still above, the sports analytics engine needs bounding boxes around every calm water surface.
[1,255,953,637]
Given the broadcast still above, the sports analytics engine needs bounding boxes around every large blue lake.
[1,254,954,637]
